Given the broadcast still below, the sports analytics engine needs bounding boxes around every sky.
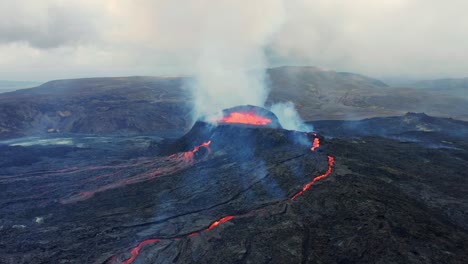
[1,0,467,82]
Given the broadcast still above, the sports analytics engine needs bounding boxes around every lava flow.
[206,215,235,231]
[120,239,161,264]
[60,141,212,204]
[117,214,237,264]
[182,140,212,162]
[219,111,272,126]
[290,155,334,200]
[109,133,335,264]
[311,137,320,151]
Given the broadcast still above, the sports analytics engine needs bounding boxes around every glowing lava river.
[3,108,468,264]
[0,119,336,264]
[107,133,335,264]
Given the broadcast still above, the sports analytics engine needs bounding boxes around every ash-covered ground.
[1,113,467,264]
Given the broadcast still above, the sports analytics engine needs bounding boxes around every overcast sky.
[1,0,467,81]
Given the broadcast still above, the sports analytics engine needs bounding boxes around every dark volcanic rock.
[0,76,192,139]
[0,114,467,264]
[0,122,329,263]
[311,112,468,142]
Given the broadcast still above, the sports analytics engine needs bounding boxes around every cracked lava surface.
[0,125,336,264]
[110,134,335,264]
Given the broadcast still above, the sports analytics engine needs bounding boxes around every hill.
[0,66,467,139]
[0,76,192,138]
[404,77,468,99]
[266,66,467,120]
[310,112,468,140]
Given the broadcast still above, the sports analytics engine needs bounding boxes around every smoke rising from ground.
[189,0,284,117]
[270,102,313,132]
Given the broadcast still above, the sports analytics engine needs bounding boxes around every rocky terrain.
[266,67,468,121]
[1,66,467,139]
[0,110,467,264]
[310,112,468,140]
[0,77,192,139]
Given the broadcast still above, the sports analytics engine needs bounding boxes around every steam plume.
[270,102,313,132]
[190,1,285,118]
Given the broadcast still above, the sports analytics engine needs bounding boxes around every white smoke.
[270,101,313,132]
[190,0,285,118]
[3,1,468,81]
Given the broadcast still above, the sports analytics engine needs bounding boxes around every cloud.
[0,0,105,49]
[269,0,468,78]
[0,0,468,81]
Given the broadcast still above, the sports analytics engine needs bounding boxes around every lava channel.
[59,141,212,204]
[311,133,320,151]
[109,134,334,264]
[290,155,334,200]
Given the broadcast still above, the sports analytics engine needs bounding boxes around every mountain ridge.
[0,66,467,139]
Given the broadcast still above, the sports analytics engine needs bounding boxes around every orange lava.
[206,215,235,231]
[111,133,336,264]
[118,215,235,264]
[122,239,161,264]
[60,141,212,204]
[290,155,335,200]
[219,112,271,126]
[188,232,199,237]
[311,137,320,151]
[183,141,212,163]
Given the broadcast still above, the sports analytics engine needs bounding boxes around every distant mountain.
[0,76,193,139]
[0,67,467,139]
[0,80,43,93]
[267,66,389,90]
[410,77,468,89]
[311,112,468,140]
[406,78,468,98]
[266,66,468,121]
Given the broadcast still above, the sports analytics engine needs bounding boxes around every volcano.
[103,106,334,263]
[157,105,284,155]
[1,109,467,264]
[0,106,335,264]
[212,105,282,128]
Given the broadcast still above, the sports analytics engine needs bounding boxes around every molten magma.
[182,141,212,162]
[311,137,320,151]
[122,239,161,264]
[206,215,235,231]
[111,134,335,264]
[290,155,335,200]
[60,141,212,204]
[219,112,272,126]
[120,215,236,264]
